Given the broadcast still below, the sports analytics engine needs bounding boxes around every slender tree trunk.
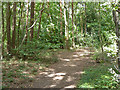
[72,1,75,47]
[60,0,63,36]
[75,3,78,43]
[6,2,11,54]
[17,2,23,47]
[63,1,69,49]
[12,2,16,50]
[38,3,44,38]
[98,2,104,52]
[67,2,70,49]
[30,1,34,40]
[80,6,83,37]
[84,2,87,36]
[25,2,29,44]
[2,3,4,58]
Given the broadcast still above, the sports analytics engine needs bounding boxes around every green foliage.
[92,50,116,63]
[15,40,60,61]
[77,64,119,89]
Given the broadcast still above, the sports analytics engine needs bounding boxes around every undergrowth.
[77,63,120,89]
[2,49,59,88]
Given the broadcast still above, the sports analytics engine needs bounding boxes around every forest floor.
[23,47,98,88]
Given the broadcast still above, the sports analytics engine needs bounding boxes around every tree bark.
[64,1,69,49]
[84,2,87,36]
[17,2,23,47]
[6,2,11,54]
[25,2,29,44]
[30,1,34,40]
[38,3,44,38]
[12,2,16,50]
[72,1,75,47]
[2,3,4,58]
[67,2,70,49]
[80,5,83,37]
[60,0,63,36]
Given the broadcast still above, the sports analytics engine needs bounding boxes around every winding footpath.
[26,48,96,88]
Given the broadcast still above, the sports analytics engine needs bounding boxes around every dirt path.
[27,48,96,88]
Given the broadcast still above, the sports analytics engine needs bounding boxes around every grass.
[77,63,120,89]
[2,49,59,88]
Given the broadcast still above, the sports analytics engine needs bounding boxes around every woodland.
[1,0,120,89]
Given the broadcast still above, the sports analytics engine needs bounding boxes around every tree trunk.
[17,2,23,47]
[6,2,11,54]
[67,2,70,49]
[38,3,44,38]
[84,2,87,36]
[2,3,4,58]
[80,6,83,37]
[25,2,29,44]
[64,1,69,49]
[30,1,34,40]
[60,0,63,36]
[75,3,78,43]
[12,2,16,50]
[72,1,75,47]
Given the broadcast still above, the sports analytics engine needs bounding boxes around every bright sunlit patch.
[64,85,76,88]
[79,54,84,56]
[53,76,64,80]
[47,74,55,77]
[24,61,28,64]
[22,71,29,74]
[39,72,48,75]
[66,76,74,82]
[73,55,78,58]
[75,71,85,74]
[55,73,66,76]
[50,85,56,88]
[61,59,70,61]
[84,50,90,53]
[46,68,55,71]
[79,83,94,88]
[69,64,76,67]
[28,75,34,78]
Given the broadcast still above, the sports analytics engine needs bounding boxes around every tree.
[38,3,44,38]
[72,1,75,47]
[6,2,11,54]
[84,2,87,36]
[17,2,23,47]
[63,1,69,49]
[12,2,17,50]
[67,1,70,49]
[2,2,4,58]
[25,2,29,44]
[60,0,63,36]
[30,1,34,40]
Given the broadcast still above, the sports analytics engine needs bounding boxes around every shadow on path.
[26,48,96,88]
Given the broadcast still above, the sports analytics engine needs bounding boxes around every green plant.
[77,64,119,89]
[92,51,115,63]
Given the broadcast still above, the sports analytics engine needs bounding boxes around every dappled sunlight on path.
[25,48,96,88]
